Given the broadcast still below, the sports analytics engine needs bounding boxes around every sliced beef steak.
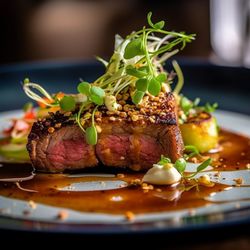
[27,93,184,172]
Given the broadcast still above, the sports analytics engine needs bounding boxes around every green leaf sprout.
[22,12,195,146]
[59,96,76,111]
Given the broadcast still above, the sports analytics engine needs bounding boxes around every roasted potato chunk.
[180,112,218,153]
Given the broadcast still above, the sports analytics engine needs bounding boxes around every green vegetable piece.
[138,66,149,74]
[23,102,33,112]
[204,102,218,113]
[132,90,145,105]
[59,96,76,111]
[184,145,199,156]
[187,158,212,179]
[196,158,212,173]
[0,143,29,161]
[147,12,165,30]
[156,73,167,83]
[124,38,144,59]
[135,78,148,92]
[154,21,165,30]
[126,65,147,78]
[181,96,193,113]
[90,86,105,105]
[157,155,171,165]
[86,125,97,145]
[174,158,187,174]
[77,82,90,95]
[193,97,200,107]
[148,77,161,96]
[91,86,105,98]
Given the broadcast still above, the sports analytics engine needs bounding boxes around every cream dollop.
[142,163,182,185]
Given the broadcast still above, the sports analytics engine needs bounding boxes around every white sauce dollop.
[142,163,182,185]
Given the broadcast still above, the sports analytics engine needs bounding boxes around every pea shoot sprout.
[22,12,195,145]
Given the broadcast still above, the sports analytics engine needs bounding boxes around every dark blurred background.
[0,0,210,64]
[0,0,249,115]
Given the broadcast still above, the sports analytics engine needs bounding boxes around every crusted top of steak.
[27,92,183,172]
[29,92,177,137]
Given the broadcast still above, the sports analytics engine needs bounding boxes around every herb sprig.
[23,12,195,145]
[179,95,218,124]
[157,154,212,181]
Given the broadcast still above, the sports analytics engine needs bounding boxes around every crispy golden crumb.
[130,179,141,185]
[125,211,135,221]
[95,125,102,133]
[156,188,162,192]
[117,173,125,178]
[198,174,215,187]
[246,163,250,169]
[190,157,198,163]
[214,172,221,177]
[109,116,116,121]
[28,200,37,209]
[57,210,68,220]
[142,183,154,190]
[149,117,155,123]
[48,127,55,134]
[54,123,62,128]
[100,181,106,187]
[233,178,243,185]
[188,209,196,216]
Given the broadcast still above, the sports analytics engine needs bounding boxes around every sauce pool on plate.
[0,129,250,216]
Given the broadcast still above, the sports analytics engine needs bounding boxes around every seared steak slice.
[27,93,184,172]
[96,122,183,171]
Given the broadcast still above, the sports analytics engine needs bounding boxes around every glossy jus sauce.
[0,130,249,215]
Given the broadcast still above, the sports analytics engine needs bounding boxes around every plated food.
[0,13,250,224]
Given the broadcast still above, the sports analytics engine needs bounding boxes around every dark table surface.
[0,57,249,115]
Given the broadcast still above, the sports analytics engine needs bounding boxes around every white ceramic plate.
[0,109,250,233]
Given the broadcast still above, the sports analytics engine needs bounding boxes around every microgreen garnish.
[203,102,218,113]
[23,102,33,112]
[157,155,171,165]
[23,12,195,145]
[174,158,186,174]
[59,96,76,111]
[184,145,200,159]
[85,125,97,145]
[179,95,218,124]
[187,158,212,178]
[147,12,165,30]
[85,106,98,145]
[157,154,212,185]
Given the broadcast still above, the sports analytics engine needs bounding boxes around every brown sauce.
[0,129,249,215]
[207,130,250,171]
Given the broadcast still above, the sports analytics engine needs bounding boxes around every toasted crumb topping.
[125,211,135,221]
[57,210,68,220]
[117,173,125,178]
[48,127,55,134]
[28,200,37,209]
[233,178,243,185]
[188,209,196,216]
